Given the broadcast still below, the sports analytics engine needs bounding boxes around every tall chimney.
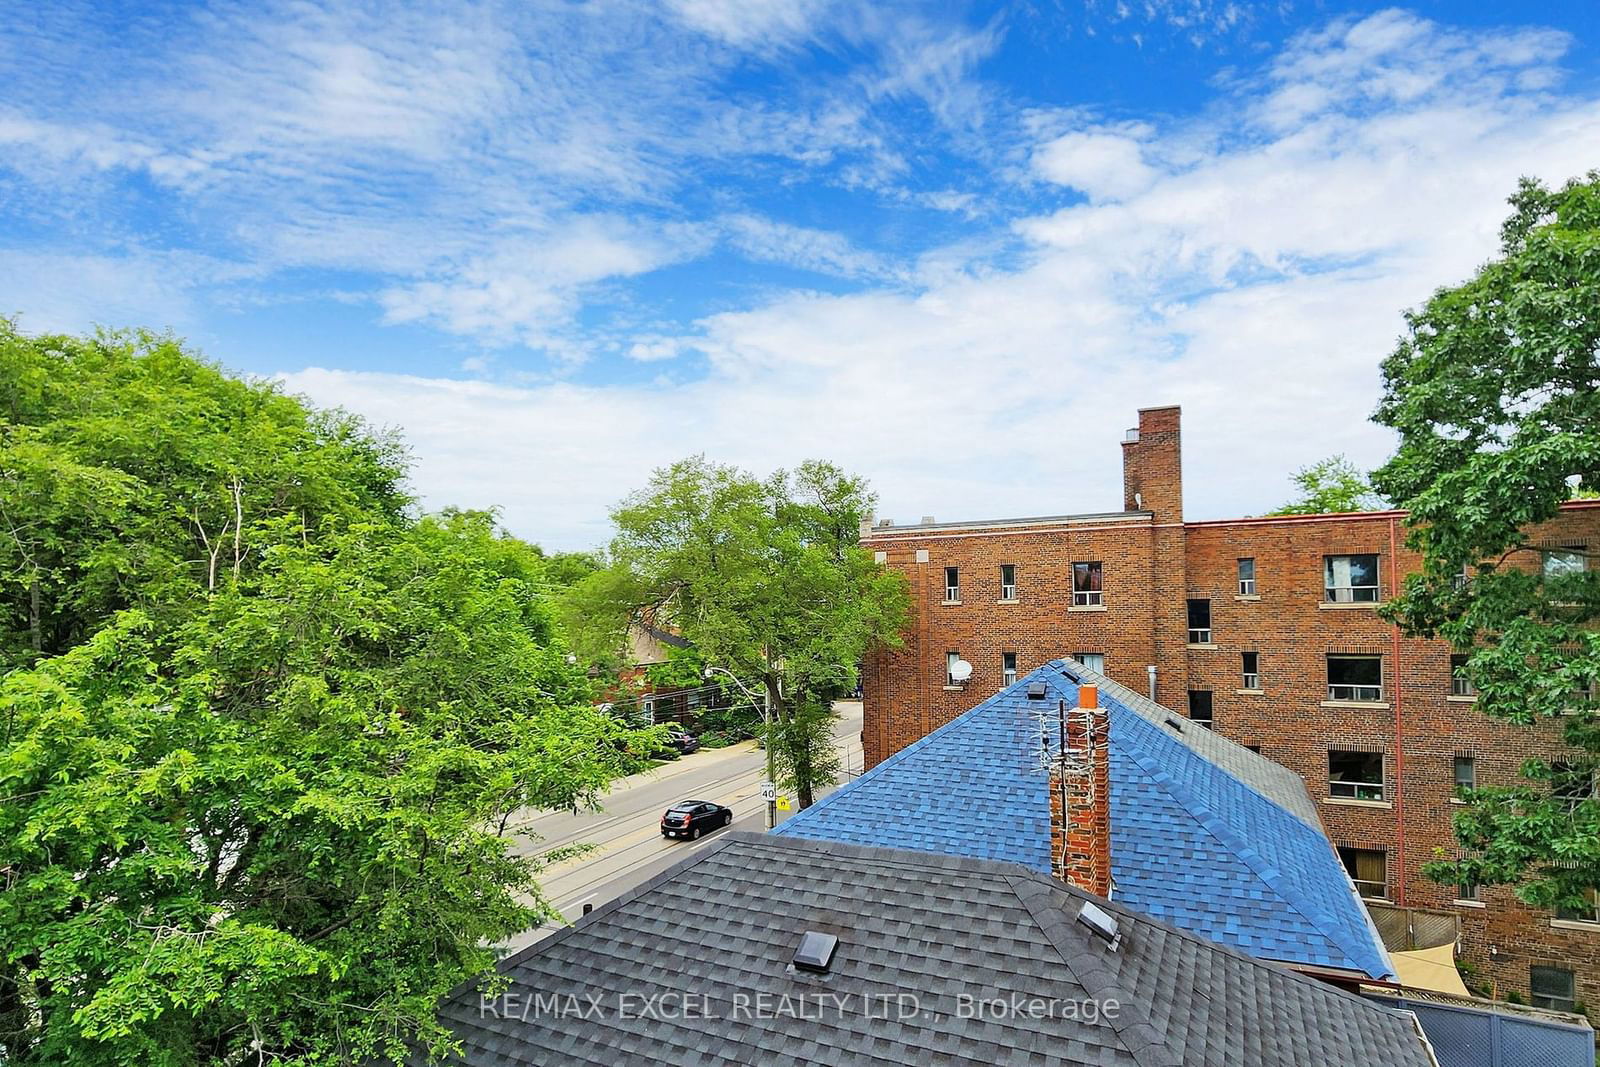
[1121,405,1183,522]
[1050,684,1113,897]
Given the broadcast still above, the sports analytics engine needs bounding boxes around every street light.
[704,665,776,829]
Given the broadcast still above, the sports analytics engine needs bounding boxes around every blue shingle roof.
[777,661,1395,980]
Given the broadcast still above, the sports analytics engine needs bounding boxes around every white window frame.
[1187,598,1211,645]
[1543,546,1587,581]
[1327,654,1383,702]
[1324,554,1380,603]
[1237,557,1256,596]
[1450,654,1476,698]
[1002,652,1018,687]
[944,566,960,603]
[1556,889,1600,925]
[1241,651,1259,691]
[1329,750,1385,801]
[999,564,1017,601]
[1071,561,1103,606]
[946,651,963,687]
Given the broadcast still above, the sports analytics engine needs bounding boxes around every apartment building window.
[1338,846,1388,899]
[1188,690,1214,730]
[1456,876,1479,903]
[1556,888,1600,926]
[1245,743,1262,753]
[944,567,960,602]
[1543,545,1587,581]
[1241,651,1260,690]
[1325,554,1380,603]
[1327,654,1383,702]
[1002,652,1018,687]
[1453,756,1475,797]
[1552,762,1595,812]
[1530,966,1577,1013]
[1187,598,1212,644]
[999,564,1017,601]
[1237,557,1256,596]
[1329,750,1384,801]
[946,652,963,687]
[1074,652,1104,674]
[1447,653,1477,698]
[1072,561,1103,606]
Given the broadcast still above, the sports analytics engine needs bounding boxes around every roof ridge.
[1114,717,1390,978]
[1055,658,1322,830]
[774,663,1069,838]
[1004,874,1182,1067]
[998,861,1424,1021]
[465,831,747,988]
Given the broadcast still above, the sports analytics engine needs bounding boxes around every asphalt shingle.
[774,660,1395,981]
[427,834,1433,1066]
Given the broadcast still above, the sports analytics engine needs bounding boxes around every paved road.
[500,701,864,953]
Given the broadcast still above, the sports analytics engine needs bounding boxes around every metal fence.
[1367,991,1595,1067]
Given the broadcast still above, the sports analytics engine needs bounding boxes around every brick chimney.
[1050,684,1113,897]
[1121,405,1183,522]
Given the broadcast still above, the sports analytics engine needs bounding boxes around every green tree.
[1371,172,1600,914]
[566,456,910,807]
[1268,454,1386,515]
[0,326,659,1064]
[0,514,654,1066]
[0,321,409,668]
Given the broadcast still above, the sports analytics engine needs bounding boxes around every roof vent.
[1163,716,1184,733]
[793,931,839,973]
[920,515,935,525]
[1077,901,1122,951]
[1026,680,1049,700]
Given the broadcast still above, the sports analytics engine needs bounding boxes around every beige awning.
[1390,942,1470,996]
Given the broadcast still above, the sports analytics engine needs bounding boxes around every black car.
[660,800,732,840]
[652,729,699,759]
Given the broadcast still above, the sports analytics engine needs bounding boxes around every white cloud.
[666,0,837,50]
[722,214,903,281]
[279,11,1600,548]
[1032,128,1157,202]
[376,216,712,353]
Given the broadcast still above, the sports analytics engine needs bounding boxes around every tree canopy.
[1371,173,1600,914]
[1267,454,1386,515]
[565,456,910,807]
[0,326,654,1064]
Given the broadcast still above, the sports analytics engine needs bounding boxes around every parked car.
[654,729,698,757]
[660,800,733,840]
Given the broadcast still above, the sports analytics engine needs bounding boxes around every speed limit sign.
[760,781,777,802]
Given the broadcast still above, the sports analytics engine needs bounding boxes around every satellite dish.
[950,658,973,683]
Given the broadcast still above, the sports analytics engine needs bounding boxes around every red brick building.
[862,405,1600,1013]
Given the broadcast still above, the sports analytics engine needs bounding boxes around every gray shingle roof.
[429,833,1433,1066]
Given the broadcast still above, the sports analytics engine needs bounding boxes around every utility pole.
[706,665,778,829]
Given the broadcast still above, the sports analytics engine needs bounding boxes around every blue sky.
[4,1,1599,547]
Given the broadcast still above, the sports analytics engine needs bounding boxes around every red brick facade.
[863,405,1600,1013]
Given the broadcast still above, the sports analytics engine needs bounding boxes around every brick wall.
[1050,685,1114,897]
[862,406,1600,1013]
